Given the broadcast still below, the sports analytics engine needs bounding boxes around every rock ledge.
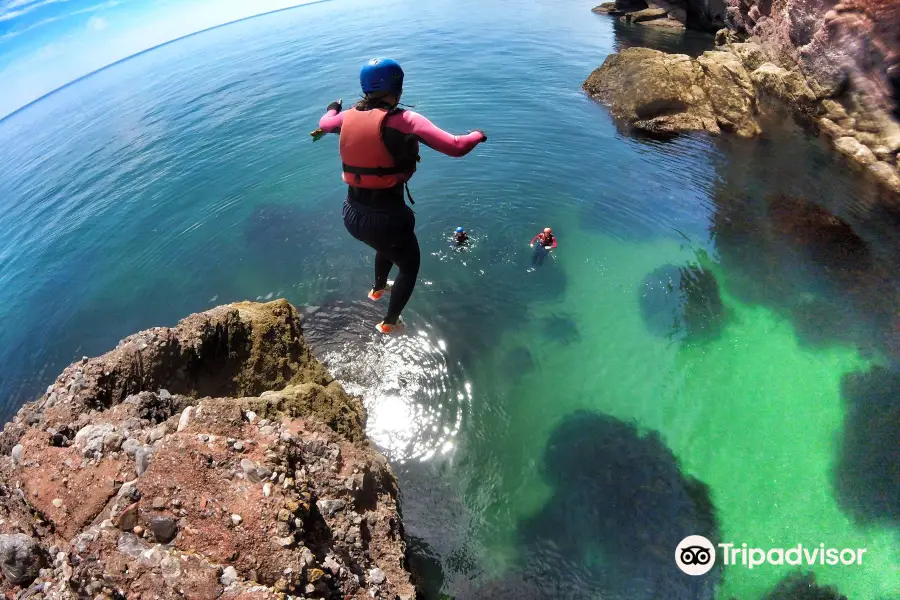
[0,300,415,600]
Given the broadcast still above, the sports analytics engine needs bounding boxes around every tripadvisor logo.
[675,535,716,575]
[675,536,868,575]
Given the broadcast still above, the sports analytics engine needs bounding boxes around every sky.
[0,0,323,119]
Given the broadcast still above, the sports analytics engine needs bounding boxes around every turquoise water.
[1,0,899,598]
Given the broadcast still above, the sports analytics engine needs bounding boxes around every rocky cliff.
[725,0,899,120]
[588,0,900,196]
[0,300,416,600]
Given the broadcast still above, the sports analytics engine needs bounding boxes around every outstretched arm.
[392,110,486,157]
[531,235,541,245]
[318,100,345,133]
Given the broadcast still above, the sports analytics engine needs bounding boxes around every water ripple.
[302,300,470,463]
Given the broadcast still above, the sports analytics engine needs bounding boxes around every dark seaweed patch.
[639,263,727,342]
[834,366,900,526]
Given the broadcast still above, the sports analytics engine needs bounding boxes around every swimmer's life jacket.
[539,233,554,247]
[339,108,418,190]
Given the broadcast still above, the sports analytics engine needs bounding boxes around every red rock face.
[725,0,900,117]
[0,301,415,600]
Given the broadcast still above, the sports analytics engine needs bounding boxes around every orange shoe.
[375,319,405,334]
[367,281,394,301]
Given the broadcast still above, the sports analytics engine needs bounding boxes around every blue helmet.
[360,58,404,95]
[456,227,464,233]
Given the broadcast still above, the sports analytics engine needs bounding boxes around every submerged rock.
[517,411,720,599]
[461,572,548,600]
[540,314,580,346]
[406,535,445,600]
[766,194,870,271]
[639,263,727,342]
[500,346,535,380]
[834,367,900,527]
[762,570,848,600]
[0,300,415,599]
[711,178,898,358]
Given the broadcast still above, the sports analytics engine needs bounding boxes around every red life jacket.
[339,108,416,189]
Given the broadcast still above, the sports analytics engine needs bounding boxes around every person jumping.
[317,58,487,334]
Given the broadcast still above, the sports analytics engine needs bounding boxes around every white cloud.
[86,15,106,30]
[0,0,69,23]
[0,7,26,20]
[1,2,123,42]
[73,0,120,15]
[0,0,328,119]
[1,0,45,8]
[0,14,61,40]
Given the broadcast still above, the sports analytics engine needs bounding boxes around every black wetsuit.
[532,242,550,266]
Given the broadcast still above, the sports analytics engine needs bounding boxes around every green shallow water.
[470,228,898,598]
[0,0,899,597]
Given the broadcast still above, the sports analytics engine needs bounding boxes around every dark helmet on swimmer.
[360,58,404,95]
[456,227,465,233]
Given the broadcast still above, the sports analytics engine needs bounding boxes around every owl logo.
[675,535,716,575]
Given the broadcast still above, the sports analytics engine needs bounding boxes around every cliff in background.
[725,0,899,121]
[0,300,416,599]
[588,0,900,196]
[724,0,900,180]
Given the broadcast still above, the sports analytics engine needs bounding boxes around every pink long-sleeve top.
[318,108,485,158]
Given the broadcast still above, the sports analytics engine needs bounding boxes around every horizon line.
[0,0,335,125]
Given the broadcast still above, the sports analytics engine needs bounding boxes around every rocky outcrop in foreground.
[0,300,415,599]
[588,1,900,196]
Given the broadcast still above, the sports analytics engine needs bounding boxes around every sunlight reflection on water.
[303,301,470,462]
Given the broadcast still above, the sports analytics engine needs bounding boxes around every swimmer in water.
[530,227,557,267]
[530,227,557,250]
[454,226,470,246]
